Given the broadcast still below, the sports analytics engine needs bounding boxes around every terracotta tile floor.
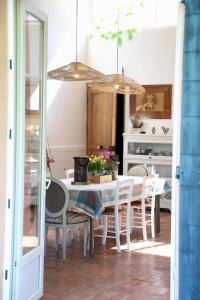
[42,211,171,300]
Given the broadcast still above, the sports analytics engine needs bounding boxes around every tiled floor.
[42,211,171,300]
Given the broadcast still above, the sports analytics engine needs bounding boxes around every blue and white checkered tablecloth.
[60,176,170,219]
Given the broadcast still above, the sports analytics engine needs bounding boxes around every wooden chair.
[45,177,90,259]
[94,179,134,252]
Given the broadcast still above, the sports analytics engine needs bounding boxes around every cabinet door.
[87,88,116,155]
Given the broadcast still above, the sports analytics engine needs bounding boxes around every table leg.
[89,217,94,257]
[155,195,160,234]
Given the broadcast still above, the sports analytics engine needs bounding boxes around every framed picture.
[130,84,172,119]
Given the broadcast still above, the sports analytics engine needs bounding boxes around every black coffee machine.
[72,156,89,184]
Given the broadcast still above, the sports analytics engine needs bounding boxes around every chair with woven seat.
[94,179,134,252]
[45,177,90,259]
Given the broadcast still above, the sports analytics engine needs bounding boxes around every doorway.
[4,1,183,298]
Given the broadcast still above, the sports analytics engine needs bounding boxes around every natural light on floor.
[111,241,171,257]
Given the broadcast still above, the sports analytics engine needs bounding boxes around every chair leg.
[130,207,133,234]
[83,224,88,256]
[62,227,67,260]
[70,225,74,240]
[55,228,60,252]
[142,203,147,241]
[102,215,108,245]
[126,202,131,250]
[151,196,155,238]
[115,210,121,253]
[45,227,48,254]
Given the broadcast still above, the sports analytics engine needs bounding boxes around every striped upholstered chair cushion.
[45,211,89,224]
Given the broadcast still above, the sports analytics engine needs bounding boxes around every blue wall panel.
[180,118,200,154]
[183,52,200,81]
[182,81,200,116]
[180,187,200,226]
[184,15,200,52]
[180,1,200,299]
[180,155,200,185]
[182,0,200,14]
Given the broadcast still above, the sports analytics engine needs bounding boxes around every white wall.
[88,26,176,133]
[33,0,90,178]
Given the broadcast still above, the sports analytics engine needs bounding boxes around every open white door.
[13,1,47,299]
[171,3,185,300]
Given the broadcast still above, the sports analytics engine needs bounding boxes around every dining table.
[60,175,170,256]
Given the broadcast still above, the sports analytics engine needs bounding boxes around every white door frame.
[2,1,184,299]
[1,0,16,299]
[171,3,185,300]
[11,0,47,299]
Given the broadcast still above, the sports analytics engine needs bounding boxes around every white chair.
[130,175,157,240]
[127,165,148,177]
[45,177,90,259]
[94,179,134,252]
[64,168,74,179]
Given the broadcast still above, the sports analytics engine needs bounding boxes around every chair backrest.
[64,168,74,179]
[127,165,148,177]
[142,175,158,199]
[115,178,134,205]
[46,177,69,218]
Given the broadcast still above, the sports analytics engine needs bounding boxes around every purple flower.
[100,150,110,160]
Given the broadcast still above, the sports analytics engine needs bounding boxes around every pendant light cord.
[116,7,119,75]
[75,0,78,62]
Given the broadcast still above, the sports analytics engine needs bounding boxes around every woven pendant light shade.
[88,73,145,94]
[47,0,106,82]
[48,61,107,81]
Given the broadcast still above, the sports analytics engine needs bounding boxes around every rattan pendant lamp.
[48,0,106,82]
[88,8,145,94]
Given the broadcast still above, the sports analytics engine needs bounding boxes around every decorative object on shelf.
[152,126,156,134]
[161,126,169,135]
[130,84,172,119]
[47,0,106,82]
[130,114,143,128]
[88,9,144,95]
[72,156,89,185]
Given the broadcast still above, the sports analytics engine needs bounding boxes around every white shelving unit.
[123,133,172,210]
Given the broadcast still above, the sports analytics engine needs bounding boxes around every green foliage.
[89,0,144,46]
[88,155,106,175]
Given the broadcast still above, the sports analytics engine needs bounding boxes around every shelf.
[124,155,172,161]
[123,132,172,209]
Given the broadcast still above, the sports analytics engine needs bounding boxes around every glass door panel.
[23,12,42,255]
[128,142,172,156]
